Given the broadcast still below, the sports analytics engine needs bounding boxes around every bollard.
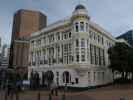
[16,92,19,100]
[55,89,58,96]
[51,89,53,95]
[61,94,66,100]
[37,92,40,100]
[4,91,8,100]
[10,92,13,100]
[48,94,52,100]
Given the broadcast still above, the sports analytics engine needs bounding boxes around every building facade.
[9,9,47,74]
[0,37,2,66]
[117,30,133,47]
[28,5,116,87]
[1,44,10,68]
[0,37,1,49]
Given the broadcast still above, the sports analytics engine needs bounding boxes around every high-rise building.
[0,37,1,46]
[1,44,10,68]
[9,9,47,75]
[0,37,1,53]
[117,30,133,47]
[11,9,47,41]
[0,37,2,66]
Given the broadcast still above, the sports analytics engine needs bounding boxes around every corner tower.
[71,5,90,64]
[71,4,90,33]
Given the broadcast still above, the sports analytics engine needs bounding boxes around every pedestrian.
[50,82,58,96]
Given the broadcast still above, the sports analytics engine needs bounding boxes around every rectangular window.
[80,22,84,31]
[81,39,85,48]
[43,37,46,45]
[102,49,105,65]
[98,35,100,42]
[90,44,93,64]
[94,72,96,81]
[89,31,93,39]
[81,55,85,61]
[31,40,34,48]
[75,78,79,84]
[64,33,67,39]
[96,47,99,65]
[62,33,63,40]
[52,34,54,41]
[31,52,33,65]
[86,23,88,31]
[76,55,79,62]
[100,49,105,66]
[100,49,103,65]
[99,49,101,66]
[75,22,79,32]
[94,46,97,65]
[102,72,104,80]
[76,39,79,47]
[56,72,59,76]
[94,33,96,40]
[37,39,41,46]
[69,32,71,38]
[56,32,60,40]
[88,72,90,82]
[101,37,104,44]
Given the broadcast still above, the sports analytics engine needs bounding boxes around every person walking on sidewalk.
[50,81,58,96]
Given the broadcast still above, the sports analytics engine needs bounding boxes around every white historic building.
[28,5,116,87]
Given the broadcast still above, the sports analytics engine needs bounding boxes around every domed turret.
[72,4,90,19]
[71,5,90,33]
[75,4,86,10]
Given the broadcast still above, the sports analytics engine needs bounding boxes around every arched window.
[80,22,84,31]
[63,71,71,83]
[75,22,79,32]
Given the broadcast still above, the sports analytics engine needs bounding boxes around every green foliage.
[5,69,22,92]
[128,49,133,71]
[108,43,133,79]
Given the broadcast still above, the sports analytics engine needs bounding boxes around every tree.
[5,68,21,98]
[108,43,133,80]
[127,48,133,79]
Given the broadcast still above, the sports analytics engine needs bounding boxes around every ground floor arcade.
[28,65,113,87]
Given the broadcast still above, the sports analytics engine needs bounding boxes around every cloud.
[1,0,133,44]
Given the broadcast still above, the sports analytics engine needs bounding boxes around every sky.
[0,0,133,45]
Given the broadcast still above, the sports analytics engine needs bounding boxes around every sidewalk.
[0,84,133,100]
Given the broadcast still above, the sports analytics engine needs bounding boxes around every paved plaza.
[0,84,133,100]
